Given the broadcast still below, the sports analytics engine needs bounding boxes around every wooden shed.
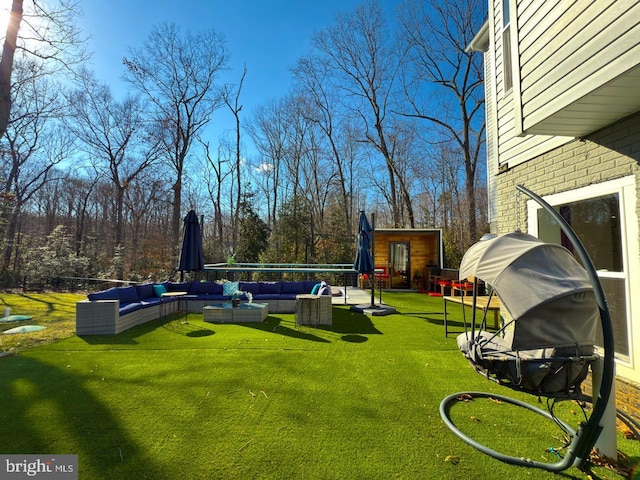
[372,229,443,290]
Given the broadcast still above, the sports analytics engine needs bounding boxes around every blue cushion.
[153,284,167,297]
[136,283,155,299]
[187,282,223,295]
[278,293,299,300]
[189,281,220,295]
[259,281,281,294]
[119,302,142,315]
[303,281,318,293]
[281,281,305,294]
[88,287,120,301]
[118,286,139,303]
[139,298,162,306]
[167,282,191,292]
[198,294,227,301]
[239,282,260,295]
[223,282,239,296]
[310,283,321,295]
[188,281,206,295]
[254,294,280,300]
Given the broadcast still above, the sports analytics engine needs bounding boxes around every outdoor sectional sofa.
[75,280,332,335]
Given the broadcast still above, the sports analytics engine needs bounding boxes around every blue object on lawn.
[0,314,32,323]
[3,325,45,334]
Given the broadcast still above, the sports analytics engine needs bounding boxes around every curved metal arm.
[439,185,616,473]
[516,184,615,466]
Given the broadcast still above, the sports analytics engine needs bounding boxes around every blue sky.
[80,0,398,146]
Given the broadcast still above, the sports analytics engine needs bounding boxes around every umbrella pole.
[371,212,376,307]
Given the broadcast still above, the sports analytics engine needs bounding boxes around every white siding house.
[470,0,640,384]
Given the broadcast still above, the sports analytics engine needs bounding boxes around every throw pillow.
[153,284,167,297]
[223,282,239,297]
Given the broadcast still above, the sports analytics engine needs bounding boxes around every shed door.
[389,242,410,289]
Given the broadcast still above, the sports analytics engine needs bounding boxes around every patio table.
[203,302,268,323]
[443,295,501,336]
[160,291,188,321]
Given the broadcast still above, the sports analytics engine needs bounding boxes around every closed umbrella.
[353,211,375,307]
[178,210,205,280]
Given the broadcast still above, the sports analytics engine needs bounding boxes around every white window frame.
[502,0,513,93]
[526,177,639,375]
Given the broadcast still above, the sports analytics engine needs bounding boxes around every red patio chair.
[375,266,390,290]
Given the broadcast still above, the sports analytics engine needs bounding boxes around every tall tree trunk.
[172,176,182,265]
[2,207,19,270]
[0,0,23,140]
[465,165,477,246]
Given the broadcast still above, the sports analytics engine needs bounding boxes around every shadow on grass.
[0,355,159,477]
[403,311,444,326]
[78,308,383,346]
[6,293,78,316]
[78,316,187,346]
[161,317,215,338]
[341,334,368,343]
[244,316,331,343]
[239,308,382,343]
[328,308,383,335]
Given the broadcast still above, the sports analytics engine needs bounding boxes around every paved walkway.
[331,286,397,315]
[330,286,379,305]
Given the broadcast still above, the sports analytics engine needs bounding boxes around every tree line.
[0,0,487,288]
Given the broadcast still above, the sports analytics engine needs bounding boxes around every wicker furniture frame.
[203,302,268,323]
[295,294,332,326]
[76,281,335,336]
[75,299,179,335]
[76,296,332,335]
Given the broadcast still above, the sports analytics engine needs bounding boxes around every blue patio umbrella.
[353,211,375,306]
[178,210,205,280]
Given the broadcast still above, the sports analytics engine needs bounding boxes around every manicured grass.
[0,292,84,352]
[0,292,638,479]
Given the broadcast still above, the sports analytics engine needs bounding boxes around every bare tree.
[66,70,160,278]
[0,60,71,269]
[0,0,87,139]
[294,121,337,260]
[311,0,414,227]
[66,175,98,257]
[124,171,169,275]
[200,138,233,260]
[247,99,288,230]
[123,22,229,261]
[292,55,359,238]
[222,65,247,252]
[398,0,486,246]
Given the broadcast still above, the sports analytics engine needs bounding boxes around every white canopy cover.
[459,232,598,350]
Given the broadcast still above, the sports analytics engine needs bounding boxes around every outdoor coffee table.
[203,302,268,323]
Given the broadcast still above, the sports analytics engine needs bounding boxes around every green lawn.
[0,292,638,479]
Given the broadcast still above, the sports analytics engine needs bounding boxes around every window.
[536,194,622,272]
[528,178,637,361]
[502,0,513,92]
[536,194,627,356]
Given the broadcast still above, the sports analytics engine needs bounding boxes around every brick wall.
[494,112,640,235]
[491,112,640,415]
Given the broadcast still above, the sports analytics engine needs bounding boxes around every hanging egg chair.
[456,231,599,397]
[439,185,615,473]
